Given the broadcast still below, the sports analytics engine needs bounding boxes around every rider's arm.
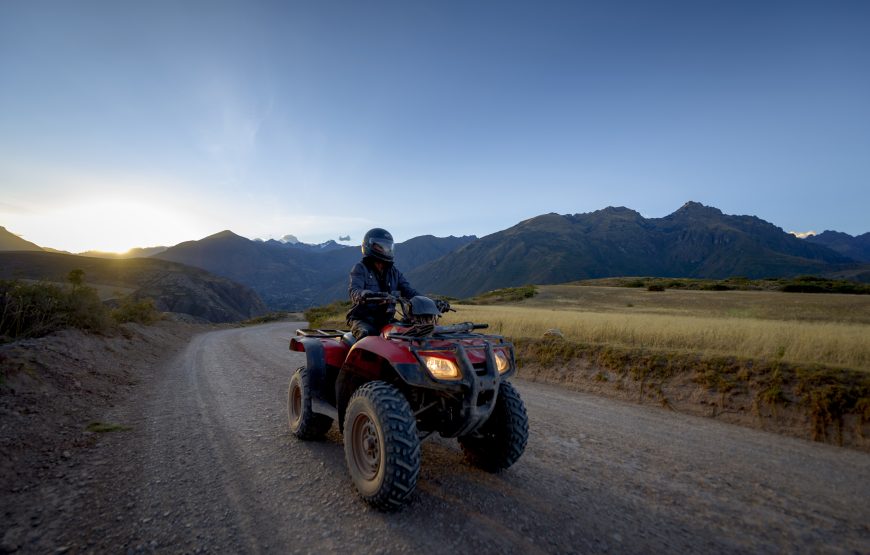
[348,263,373,304]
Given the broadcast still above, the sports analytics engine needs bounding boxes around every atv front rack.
[385,321,489,340]
[389,330,513,437]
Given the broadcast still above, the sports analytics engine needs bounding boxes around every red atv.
[288,293,528,510]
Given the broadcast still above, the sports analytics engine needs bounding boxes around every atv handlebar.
[433,322,488,334]
[363,292,455,313]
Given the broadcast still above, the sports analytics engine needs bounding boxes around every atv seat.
[341,332,357,347]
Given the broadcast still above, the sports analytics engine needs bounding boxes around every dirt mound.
[0,321,214,503]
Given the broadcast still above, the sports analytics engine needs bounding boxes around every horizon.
[2,1,869,252]
[4,198,864,255]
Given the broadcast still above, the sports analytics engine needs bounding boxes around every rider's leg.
[350,319,379,340]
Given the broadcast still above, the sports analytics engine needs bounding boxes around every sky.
[1,0,869,253]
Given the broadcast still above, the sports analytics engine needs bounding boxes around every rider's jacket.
[346,257,419,326]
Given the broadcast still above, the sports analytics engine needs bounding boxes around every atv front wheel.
[459,381,528,472]
[343,381,420,510]
[288,366,333,440]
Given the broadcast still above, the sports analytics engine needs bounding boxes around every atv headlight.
[495,350,511,374]
[423,356,461,380]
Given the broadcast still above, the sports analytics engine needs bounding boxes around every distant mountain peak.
[679,200,719,211]
[594,206,643,218]
[0,226,44,252]
[203,230,246,241]
[670,201,723,218]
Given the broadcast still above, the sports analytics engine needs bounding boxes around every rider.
[347,228,447,339]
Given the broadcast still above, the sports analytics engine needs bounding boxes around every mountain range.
[152,231,477,309]
[408,202,866,297]
[805,231,870,263]
[2,201,869,313]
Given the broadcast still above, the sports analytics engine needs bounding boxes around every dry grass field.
[305,283,870,446]
[442,285,870,372]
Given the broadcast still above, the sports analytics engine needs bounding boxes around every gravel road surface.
[7,322,869,553]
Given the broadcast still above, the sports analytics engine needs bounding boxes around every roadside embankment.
[0,320,216,502]
[514,337,870,451]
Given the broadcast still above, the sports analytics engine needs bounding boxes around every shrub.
[241,311,290,326]
[780,278,869,295]
[465,285,538,304]
[0,280,66,340]
[304,300,351,328]
[702,283,732,291]
[65,284,111,331]
[646,284,665,292]
[0,278,111,341]
[111,296,160,325]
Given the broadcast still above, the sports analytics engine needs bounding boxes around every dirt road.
[5,322,869,553]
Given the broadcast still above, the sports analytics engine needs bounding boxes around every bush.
[0,271,163,342]
[780,277,870,295]
[465,285,538,304]
[0,280,67,340]
[111,297,160,324]
[0,278,110,341]
[701,283,732,291]
[304,300,351,328]
[66,284,111,331]
[646,284,665,292]
[240,311,290,326]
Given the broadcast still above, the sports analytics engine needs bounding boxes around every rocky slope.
[0,251,267,323]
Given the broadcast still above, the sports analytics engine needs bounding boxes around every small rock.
[543,328,564,339]
[1,526,24,552]
[61,451,72,459]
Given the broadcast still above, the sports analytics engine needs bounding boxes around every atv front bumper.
[391,337,516,437]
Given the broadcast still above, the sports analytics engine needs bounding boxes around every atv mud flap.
[290,337,339,420]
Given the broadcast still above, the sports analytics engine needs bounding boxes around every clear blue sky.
[2,0,868,252]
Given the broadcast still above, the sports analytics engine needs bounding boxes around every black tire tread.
[344,381,421,510]
[459,381,528,472]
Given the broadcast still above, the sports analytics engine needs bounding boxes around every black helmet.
[362,228,395,262]
[407,296,440,324]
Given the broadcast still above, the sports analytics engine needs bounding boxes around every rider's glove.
[359,290,375,300]
[435,299,451,313]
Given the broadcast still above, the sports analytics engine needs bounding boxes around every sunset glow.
[3,198,210,254]
[1,2,868,250]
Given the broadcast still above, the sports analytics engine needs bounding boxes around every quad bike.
[288,293,528,510]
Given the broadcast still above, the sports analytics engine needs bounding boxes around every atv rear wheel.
[343,381,420,510]
[288,366,333,440]
[459,381,528,472]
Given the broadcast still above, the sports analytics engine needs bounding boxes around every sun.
[38,198,205,253]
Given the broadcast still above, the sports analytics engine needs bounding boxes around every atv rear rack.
[295,328,349,338]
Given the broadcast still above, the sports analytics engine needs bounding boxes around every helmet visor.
[369,237,394,260]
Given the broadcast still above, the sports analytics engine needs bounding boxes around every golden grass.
[529,285,870,324]
[443,288,870,371]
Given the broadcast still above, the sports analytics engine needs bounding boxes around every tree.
[67,269,85,289]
